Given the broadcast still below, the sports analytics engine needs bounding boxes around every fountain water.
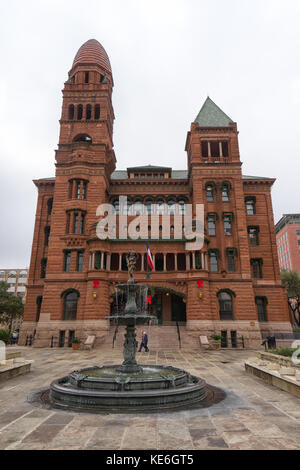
[50,251,207,411]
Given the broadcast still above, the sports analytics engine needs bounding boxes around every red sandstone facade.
[20,39,291,348]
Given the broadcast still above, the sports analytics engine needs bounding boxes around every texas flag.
[146,242,154,271]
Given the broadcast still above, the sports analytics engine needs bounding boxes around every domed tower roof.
[72,39,112,74]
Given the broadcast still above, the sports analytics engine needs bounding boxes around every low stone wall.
[0,359,32,383]
[245,361,300,398]
[256,351,300,369]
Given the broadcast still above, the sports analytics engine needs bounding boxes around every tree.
[0,281,24,330]
[280,270,300,327]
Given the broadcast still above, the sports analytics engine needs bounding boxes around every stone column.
[106,253,111,271]
[192,252,195,270]
[92,252,95,270]
[153,254,156,271]
[141,253,144,271]
[186,253,190,271]
[119,254,122,271]
[201,253,205,270]
[174,254,178,271]
[101,251,104,270]
[219,141,223,157]
[163,253,166,271]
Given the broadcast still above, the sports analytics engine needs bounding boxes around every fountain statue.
[49,251,207,411]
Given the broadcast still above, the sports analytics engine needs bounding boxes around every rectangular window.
[201,141,208,158]
[209,252,218,272]
[296,230,300,235]
[208,216,216,236]
[40,258,47,279]
[256,297,267,322]
[298,240,300,246]
[224,216,232,236]
[85,72,89,83]
[222,141,229,157]
[64,251,71,272]
[210,141,220,158]
[94,251,101,270]
[76,181,81,199]
[251,259,263,279]
[226,250,235,272]
[80,214,85,234]
[82,181,87,200]
[246,200,255,215]
[249,227,259,246]
[76,252,84,272]
[73,213,79,234]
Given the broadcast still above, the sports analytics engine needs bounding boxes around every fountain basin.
[50,365,206,412]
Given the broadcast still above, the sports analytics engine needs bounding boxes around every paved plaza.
[0,346,300,450]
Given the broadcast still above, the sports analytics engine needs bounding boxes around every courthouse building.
[20,39,291,348]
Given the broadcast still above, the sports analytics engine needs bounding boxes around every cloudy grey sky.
[0,0,299,268]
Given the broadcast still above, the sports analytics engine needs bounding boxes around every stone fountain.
[50,251,207,412]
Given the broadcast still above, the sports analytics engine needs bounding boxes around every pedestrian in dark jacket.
[138,331,149,352]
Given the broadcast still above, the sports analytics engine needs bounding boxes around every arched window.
[222,183,230,202]
[73,134,92,143]
[68,104,74,120]
[205,183,214,202]
[133,200,143,215]
[9,271,16,278]
[113,199,120,215]
[145,199,153,215]
[47,198,53,215]
[218,292,234,320]
[167,199,176,215]
[77,104,83,120]
[156,199,165,215]
[94,104,100,119]
[178,200,186,215]
[63,290,79,321]
[86,104,92,120]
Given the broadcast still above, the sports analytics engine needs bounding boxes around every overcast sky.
[0,0,299,268]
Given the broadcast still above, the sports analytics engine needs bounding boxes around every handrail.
[112,323,119,349]
[176,321,181,349]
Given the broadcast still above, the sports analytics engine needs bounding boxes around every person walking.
[138,331,149,352]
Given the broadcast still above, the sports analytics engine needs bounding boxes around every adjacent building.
[19,39,291,348]
[0,268,28,331]
[276,214,300,275]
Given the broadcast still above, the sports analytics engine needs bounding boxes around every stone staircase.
[100,324,200,350]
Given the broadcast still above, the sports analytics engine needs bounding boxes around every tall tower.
[21,39,116,347]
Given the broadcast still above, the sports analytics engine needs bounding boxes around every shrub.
[293,327,300,333]
[0,329,12,344]
[210,334,221,343]
[71,338,81,344]
[269,347,297,357]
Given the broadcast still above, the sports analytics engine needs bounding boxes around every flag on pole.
[146,242,154,270]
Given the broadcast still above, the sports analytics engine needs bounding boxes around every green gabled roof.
[194,97,234,127]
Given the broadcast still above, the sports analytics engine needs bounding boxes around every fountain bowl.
[50,364,206,412]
